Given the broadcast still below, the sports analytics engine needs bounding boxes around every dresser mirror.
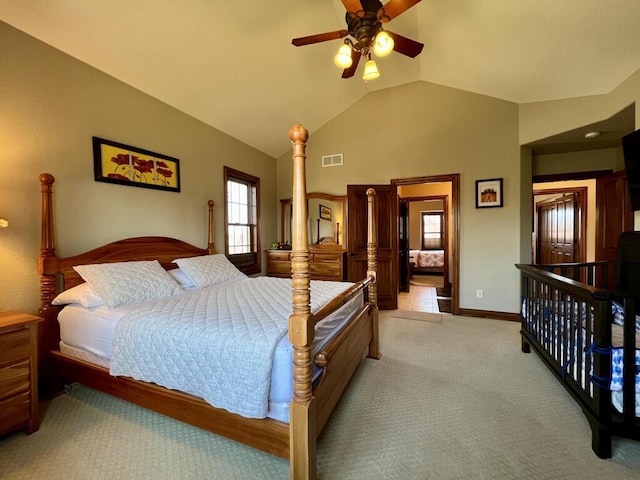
[280,193,346,248]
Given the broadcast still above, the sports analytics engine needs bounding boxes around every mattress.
[58,277,363,423]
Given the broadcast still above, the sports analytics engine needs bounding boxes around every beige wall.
[520,68,640,231]
[0,22,277,314]
[5,18,640,317]
[278,81,522,313]
[533,147,621,176]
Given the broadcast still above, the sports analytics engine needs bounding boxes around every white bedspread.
[110,276,352,418]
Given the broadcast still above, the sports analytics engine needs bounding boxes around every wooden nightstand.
[0,311,43,436]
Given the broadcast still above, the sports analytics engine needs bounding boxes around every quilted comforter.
[110,276,353,418]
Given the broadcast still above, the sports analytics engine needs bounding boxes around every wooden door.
[595,170,633,288]
[398,198,410,293]
[596,170,634,262]
[536,193,576,264]
[347,184,398,310]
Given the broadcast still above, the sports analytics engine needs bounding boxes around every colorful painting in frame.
[93,137,180,192]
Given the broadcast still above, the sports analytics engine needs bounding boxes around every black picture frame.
[475,178,503,208]
[93,136,181,193]
[319,204,332,221]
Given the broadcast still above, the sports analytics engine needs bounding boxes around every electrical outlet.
[476,289,483,298]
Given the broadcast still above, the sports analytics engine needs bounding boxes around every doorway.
[532,187,587,265]
[393,174,460,315]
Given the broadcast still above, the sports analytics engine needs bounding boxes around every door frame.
[401,195,449,291]
[392,174,460,315]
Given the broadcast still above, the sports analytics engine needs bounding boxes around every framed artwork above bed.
[92,136,181,193]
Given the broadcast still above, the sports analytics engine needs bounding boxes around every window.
[421,211,444,250]
[224,167,260,275]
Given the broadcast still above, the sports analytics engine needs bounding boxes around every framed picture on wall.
[319,204,332,221]
[92,137,181,193]
[475,178,503,208]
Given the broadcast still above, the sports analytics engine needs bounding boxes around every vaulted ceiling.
[2,0,640,157]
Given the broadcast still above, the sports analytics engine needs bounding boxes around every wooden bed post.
[207,200,216,254]
[38,173,61,397]
[288,124,316,480]
[366,188,381,359]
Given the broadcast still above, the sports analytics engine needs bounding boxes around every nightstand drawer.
[0,329,29,368]
[0,311,43,436]
[0,391,30,434]
[0,360,30,401]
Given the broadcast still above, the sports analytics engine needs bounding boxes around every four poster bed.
[37,125,380,480]
[516,232,640,458]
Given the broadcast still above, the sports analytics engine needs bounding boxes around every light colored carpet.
[390,310,443,323]
[2,313,640,479]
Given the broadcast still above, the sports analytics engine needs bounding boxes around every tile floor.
[398,285,440,313]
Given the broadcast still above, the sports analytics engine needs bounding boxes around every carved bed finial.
[289,124,309,144]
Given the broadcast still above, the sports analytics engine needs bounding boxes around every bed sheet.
[409,249,444,268]
[58,277,362,423]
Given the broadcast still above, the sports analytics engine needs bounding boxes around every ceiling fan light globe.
[373,31,394,57]
[362,59,380,81]
[334,44,353,68]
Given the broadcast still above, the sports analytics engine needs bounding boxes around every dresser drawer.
[0,391,30,435]
[0,360,30,401]
[268,261,292,277]
[267,251,291,262]
[312,253,342,263]
[310,262,342,280]
[0,328,29,368]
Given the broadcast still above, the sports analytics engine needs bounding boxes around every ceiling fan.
[292,0,424,80]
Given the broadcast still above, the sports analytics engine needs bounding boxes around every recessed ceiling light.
[585,131,600,139]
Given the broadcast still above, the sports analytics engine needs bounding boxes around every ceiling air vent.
[322,153,343,167]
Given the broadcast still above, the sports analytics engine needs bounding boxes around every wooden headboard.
[37,172,216,393]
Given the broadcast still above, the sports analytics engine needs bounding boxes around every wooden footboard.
[516,262,640,458]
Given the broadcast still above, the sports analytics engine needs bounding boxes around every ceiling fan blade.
[341,0,364,15]
[378,0,422,23]
[387,30,424,58]
[292,30,349,47]
[342,50,362,79]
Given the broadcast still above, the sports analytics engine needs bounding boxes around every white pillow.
[52,282,105,308]
[169,267,197,289]
[173,254,246,288]
[73,260,184,309]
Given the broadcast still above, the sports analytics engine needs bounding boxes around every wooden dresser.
[265,246,347,281]
[0,311,43,436]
